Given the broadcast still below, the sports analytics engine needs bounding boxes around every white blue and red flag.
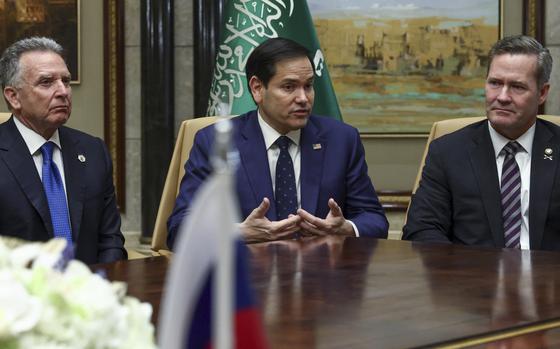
[158,151,267,349]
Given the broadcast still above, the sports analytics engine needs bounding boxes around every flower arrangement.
[0,237,157,349]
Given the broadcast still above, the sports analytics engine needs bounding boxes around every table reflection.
[486,251,548,348]
[248,236,377,348]
[419,246,559,348]
[96,237,560,348]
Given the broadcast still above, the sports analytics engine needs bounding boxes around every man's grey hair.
[0,36,64,90]
[488,35,553,88]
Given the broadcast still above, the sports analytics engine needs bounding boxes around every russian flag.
[158,160,267,349]
[187,239,267,349]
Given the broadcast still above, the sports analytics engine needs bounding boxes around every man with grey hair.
[0,37,127,263]
[403,35,560,250]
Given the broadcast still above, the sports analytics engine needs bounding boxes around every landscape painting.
[308,0,500,133]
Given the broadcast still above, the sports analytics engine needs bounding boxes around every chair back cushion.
[412,115,560,193]
[151,116,223,254]
[0,112,11,124]
[174,117,221,192]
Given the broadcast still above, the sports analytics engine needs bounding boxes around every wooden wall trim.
[103,0,126,211]
[523,0,545,43]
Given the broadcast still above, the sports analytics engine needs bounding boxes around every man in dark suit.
[0,37,127,263]
[403,35,557,250]
[167,38,388,249]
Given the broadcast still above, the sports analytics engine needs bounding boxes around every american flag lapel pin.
[313,143,322,150]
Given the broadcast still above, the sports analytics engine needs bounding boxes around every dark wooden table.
[94,237,560,348]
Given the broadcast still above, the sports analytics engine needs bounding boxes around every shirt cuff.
[347,219,359,237]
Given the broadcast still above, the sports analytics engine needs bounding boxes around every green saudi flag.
[207,0,342,120]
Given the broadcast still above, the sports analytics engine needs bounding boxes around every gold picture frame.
[103,0,125,211]
[0,0,81,83]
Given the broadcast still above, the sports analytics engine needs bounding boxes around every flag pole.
[212,119,234,349]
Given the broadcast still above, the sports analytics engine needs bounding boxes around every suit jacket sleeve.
[167,128,213,249]
[403,139,453,243]
[344,127,388,238]
[96,138,128,262]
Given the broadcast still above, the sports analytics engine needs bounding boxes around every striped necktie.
[501,141,522,249]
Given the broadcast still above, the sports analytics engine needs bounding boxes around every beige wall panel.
[363,137,426,191]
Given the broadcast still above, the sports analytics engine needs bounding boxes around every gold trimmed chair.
[0,112,11,123]
[411,115,560,194]
[151,116,224,256]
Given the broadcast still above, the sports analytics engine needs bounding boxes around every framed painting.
[308,0,501,134]
[0,0,80,83]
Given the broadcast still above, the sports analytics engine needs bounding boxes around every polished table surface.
[93,237,560,348]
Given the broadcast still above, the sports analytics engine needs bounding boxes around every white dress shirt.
[13,116,68,195]
[257,111,360,236]
[488,121,535,250]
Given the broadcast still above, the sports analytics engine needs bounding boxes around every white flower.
[0,238,158,349]
[0,271,42,338]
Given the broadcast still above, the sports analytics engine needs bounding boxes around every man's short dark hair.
[245,37,313,90]
[488,35,552,88]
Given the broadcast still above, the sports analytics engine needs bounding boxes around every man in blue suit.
[0,37,127,263]
[167,38,388,248]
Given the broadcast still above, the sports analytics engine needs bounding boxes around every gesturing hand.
[297,198,354,237]
[240,197,302,243]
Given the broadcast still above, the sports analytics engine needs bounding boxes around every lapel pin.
[78,154,86,163]
[312,143,322,150]
[544,148,553,160]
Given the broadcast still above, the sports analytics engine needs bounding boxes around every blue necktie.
[40,142,73,245]
[275,136,298,220]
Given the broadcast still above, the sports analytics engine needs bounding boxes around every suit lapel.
[0,118,54,237]
[237,113,276,220]
[300,118,324,215]
[529,120,557,249]
[59,128,86,242]
[468,122,504,247]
